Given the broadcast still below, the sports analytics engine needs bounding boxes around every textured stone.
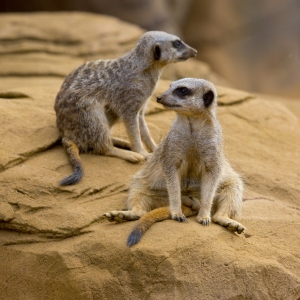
[0,202,14,221]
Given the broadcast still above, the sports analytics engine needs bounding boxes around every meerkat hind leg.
[111,137,131,150]
[181,196,200,212]
[212,180,246,234]
[212,214,246,234]
[211,197,246,234]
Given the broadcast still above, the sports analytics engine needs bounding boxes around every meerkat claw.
[172,214,188,223]
[236,225,246,234]
[201,221,209,226]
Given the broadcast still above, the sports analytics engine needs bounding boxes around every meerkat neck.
[174,113,220,140]
[126,46,165,71]
[178,111,217,127]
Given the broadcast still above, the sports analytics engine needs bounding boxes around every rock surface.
[0,12,299,300]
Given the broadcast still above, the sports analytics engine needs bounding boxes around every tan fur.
[54,31,197,185]
[104,78,246,246]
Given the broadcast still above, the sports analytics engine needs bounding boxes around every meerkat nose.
[193,48,198,56]
[156,96,162,103]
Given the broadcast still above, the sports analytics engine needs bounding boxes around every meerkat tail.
[127,207,170,247]
[127,205,196,247]
[60,137,83,186]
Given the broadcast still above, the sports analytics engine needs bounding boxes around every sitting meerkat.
[54,31,197,185]
[104,78,246,246]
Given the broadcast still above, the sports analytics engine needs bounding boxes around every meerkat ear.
[153,44,161,60]
[203,90,215,107]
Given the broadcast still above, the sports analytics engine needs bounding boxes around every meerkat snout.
[180,45,197,60]
[156,96,162,103]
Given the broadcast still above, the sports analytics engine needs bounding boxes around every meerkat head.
[135,31,197,65]
[156,78,217,116]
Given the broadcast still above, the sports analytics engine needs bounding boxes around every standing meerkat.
[55,31,197,185]
[104,78,246,246]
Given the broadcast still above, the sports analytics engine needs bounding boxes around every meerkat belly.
[147,153,201,193]
[179,147,202,193]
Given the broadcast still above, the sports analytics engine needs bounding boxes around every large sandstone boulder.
[0,12,299,300]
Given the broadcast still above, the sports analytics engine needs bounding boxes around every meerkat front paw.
[171,212,188,223]
[197,215,211,226]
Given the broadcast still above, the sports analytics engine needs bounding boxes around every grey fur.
[54,31,197,185]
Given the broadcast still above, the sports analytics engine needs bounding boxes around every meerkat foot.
[225,221,246,234]
[105,147,145,163]
[134,148,150,159]
[103,210,140,222]
[212,215,246,234]
[181,196,200,211]
[126,152,146,163]
[103,211,125,223]
[171,212,188,223]
[197,215,211,226]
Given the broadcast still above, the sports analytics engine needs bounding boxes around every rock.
[0,202,14,221]
[0,12,299,300]
[0,12,143,77]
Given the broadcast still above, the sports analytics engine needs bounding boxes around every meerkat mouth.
[178,57,188,61]
[163,104,182,108]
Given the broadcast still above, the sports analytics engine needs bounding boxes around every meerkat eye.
[172,40,183,48]
[203,90,215,107]
[175,87,191,97]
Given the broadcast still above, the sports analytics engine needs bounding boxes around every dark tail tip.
[59,166,83,186]
[127,228,143,247]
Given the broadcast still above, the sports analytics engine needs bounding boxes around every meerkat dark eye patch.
[203,90,214,107]
[154,45,161,60]
[172,40,183,48]
[175,87,191,97]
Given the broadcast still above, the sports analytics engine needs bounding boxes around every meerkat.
[54,31,197,185]
[104,78,246,246]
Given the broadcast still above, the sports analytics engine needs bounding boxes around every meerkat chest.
[179,145,202,177]
[178,132,218,178]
